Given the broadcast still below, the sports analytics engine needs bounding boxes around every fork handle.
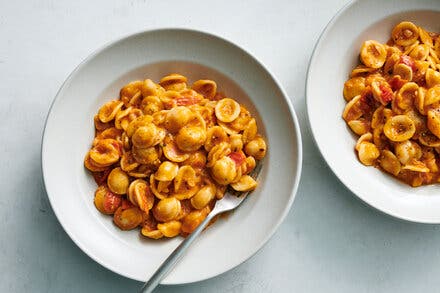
[140,212,216,293]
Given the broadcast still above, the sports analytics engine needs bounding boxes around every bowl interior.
[307,1,440,223]
[42,29,302,283]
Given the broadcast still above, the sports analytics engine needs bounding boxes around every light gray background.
[2,0,440,292]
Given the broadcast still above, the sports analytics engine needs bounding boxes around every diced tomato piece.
[213,92,226,101]
[228,152,246,166]
[110,141,122,155]
[163,99,176,109]
[379,84,394,104]
[388,76,407,91]
[92,168,111,185]
[121,198,134,210]
[176,97,201,106]
[103,191,122,214]
[194,161,206,169]
[359,90,375,113]
[399,55,416,71]
[113,206,143,230]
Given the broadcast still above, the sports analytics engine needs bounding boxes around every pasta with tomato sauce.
[343,21,440,187]
[85,74,267,238]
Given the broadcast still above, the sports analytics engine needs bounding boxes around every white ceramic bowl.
[42,28,302,284]
[307,0,440,223]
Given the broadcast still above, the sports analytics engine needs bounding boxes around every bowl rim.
[306,0,440,224]
[41,27,303,284]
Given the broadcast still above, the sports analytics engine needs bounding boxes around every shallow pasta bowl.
[41,28,302,284]
[307,0,440,223]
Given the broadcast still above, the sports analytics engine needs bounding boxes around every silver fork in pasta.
[140,162,264,293]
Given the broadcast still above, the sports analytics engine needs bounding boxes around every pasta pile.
[343,21,440,187]
[84,74,267,238]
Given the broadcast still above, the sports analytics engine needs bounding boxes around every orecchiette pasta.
[343,21,440,186]
[113,206,143,230]
[215,98,241,123]
[128,179,154,213]
[360,40,387,69]
[98,100,124,123]
[107,167,130,195]
[84,74,267,238]
[153,197,181,222]
[392,22,419,46]
[190,185,216,210]
[175,126,207,152]
[157,221,182,237]
[94,185,122,215]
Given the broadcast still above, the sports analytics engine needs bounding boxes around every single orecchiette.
[229,133,244,152]
[395,140,422,165]
[230,175,258,192]
[155,161,179,181]
[215,98,241,122]
[402,160,430,173]
[394,63,413,81]
[392,21,419,46]
[379,150,401,176]
[383,115,416,142]
[159,74,187,91]
[419,130,440,147]
[371,106,392,129]
[211,156,237,185]
[125,115,154,138]
[343,77,366,101]
[242,118,258,144]
[175,126,207,152]
[395,82,418,110]
[165,106,194,133]
[342,95,363,122]
[107,167,130,195]
[357,141,380,166]
[426,68,440,88]
[132,124,165,149]
[84,153,109,172]
[410,44,430,61]
[192,80,217,99]
[128,179,154,213]
[244,137,267,160]
[153,197,181,222]
[204,126,229,151]
[418,27,433,47]
[141,95,163,115]
[120,151,139,172]
[348,119,370,135]
[360,40,387,69]
[94,185,121,215]
[183,151,207,169]
[113,206,143,230]
[120,81,143,106]
[94,114,112,131]
[89,139,121,166]
[98,100,124,123]
[132,145,161,165]
[190,185,216,209]
[157,221,182,238]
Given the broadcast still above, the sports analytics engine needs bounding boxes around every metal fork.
[140,163,263,293]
